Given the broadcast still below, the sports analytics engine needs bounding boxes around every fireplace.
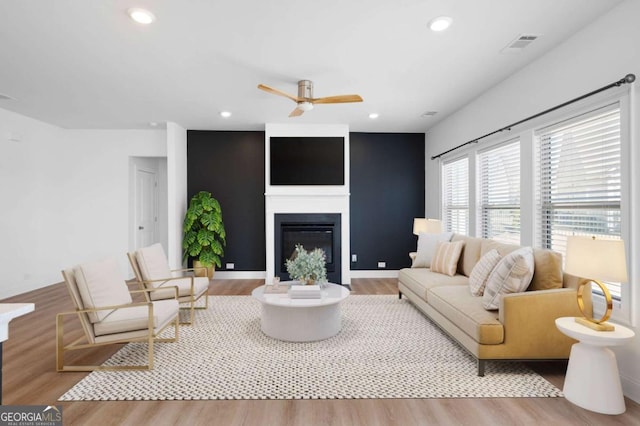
[275,213,341,283]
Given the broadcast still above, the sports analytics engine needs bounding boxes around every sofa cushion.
[452,235,484,277]
[412,232,453,268]
[428,285,504,345]
[469,249,502,296]
[483,247,535,310]
[399,268,468,300]
[529,249,563,291]
[94,299,179,337]
[136,243,172,281]
[431,240,464,276]
[74,258,133,323]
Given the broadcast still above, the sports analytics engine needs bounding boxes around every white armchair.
[128,243,210,325]
[57,257,179,372]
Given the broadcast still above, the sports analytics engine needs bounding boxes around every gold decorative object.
[565,236,628,332]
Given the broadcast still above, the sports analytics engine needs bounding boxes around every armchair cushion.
[136,243,172,280]
[74,258,133,323]
[93,299,179,337]
[150,277,210,301]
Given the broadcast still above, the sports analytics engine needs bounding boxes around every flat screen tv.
[270,136,345,185]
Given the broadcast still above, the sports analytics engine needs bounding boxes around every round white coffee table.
[555,317,635,415]
[251,283,350,342]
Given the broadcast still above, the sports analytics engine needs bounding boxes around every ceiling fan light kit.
[257,80,363,117]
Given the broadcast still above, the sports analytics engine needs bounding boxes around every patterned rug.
[59,295,563,401]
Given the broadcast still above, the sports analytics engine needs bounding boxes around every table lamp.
[413,218,442,235]
[564,236,628,331]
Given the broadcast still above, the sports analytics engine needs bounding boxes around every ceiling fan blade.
[311,94,363,104]
[257,84,301,102]
[289,107,304,117]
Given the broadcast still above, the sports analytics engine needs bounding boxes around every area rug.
[59,295,563,401]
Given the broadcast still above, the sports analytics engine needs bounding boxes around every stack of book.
[288,285,322,299]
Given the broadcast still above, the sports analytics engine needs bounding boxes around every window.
[442,157,469,234]
[477,140,520,244]
[537,104,622,298]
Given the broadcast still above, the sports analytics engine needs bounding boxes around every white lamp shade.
[564,236,628,283]
[413,218,442,235]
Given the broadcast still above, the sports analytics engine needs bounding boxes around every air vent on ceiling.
[501,34,540,54]
[0,93,14,100]
[421,111,438,118]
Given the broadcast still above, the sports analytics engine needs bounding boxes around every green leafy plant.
[285,244,327,284]
[182,191,226,268]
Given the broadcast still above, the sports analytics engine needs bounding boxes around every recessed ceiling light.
[368,113,379,119]
[220,111,232,118]
[128,8,156,24]
[149,121,158,127]
[429,16,452,32]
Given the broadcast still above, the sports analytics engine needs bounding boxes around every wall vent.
[501,34,540,54]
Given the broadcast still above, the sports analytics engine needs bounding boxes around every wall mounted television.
[270,136,345,185]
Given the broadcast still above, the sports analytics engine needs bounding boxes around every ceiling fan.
[257,80,363,117]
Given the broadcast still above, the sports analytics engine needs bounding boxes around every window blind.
[537,104,622,298]
[442,157,469,234]
[477,140,521,244]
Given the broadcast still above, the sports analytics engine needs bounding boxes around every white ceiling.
[0,0,622,132]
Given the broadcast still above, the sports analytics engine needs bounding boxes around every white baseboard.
[215,271,266,280]
[214,270,399,280]
[349,270,399,279]
[621,373,640,404]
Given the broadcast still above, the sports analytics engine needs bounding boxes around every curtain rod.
[430,73,636,160]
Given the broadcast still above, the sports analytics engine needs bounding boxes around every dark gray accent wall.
[349,132,425,270]
[187,131,266,271]
[186,130,424,272]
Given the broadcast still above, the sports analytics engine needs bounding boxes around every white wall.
[0,107,167,297]
[166,122,188,269]
[425,0,640,402]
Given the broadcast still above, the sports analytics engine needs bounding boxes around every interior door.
[135,168,157,249]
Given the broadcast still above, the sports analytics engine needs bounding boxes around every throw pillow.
[468,249,502,296]
[528,249,563,291]
[74,258,133,323]
[482,247,535,310]
[412,232,454,268]
[430,240,465,277]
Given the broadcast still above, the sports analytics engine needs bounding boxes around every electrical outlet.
[377,261,386,268]
[351,254,357,262]
[226,263,235,270]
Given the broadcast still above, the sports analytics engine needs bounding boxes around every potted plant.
[285,244,327,285]
[182,191,226,279]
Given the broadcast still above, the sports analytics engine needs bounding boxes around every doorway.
[129,157,168,252]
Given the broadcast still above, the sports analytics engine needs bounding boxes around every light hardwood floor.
[2,278,639,425]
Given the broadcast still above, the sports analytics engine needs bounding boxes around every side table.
[555,316,635,415]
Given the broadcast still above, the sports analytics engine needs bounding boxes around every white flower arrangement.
[285,244,327,284]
